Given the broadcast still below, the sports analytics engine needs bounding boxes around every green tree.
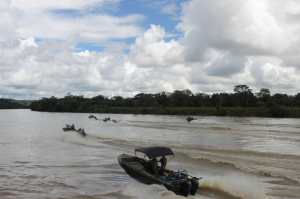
[171,89,194,107]
[256,88,271,102]
[194,93,211,107]
[111,96,124,107]
[154,91,171,107]
[272,93,291,107]
[134,93,155,107]
[292,93,300,107]
[234,85,256,107]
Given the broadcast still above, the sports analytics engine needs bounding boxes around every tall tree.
[234,85,256,107]
[154,91,171,107]
[272,93,291,107]
[292,92,300,107]
[256,88,271,102]
[171,89,194,107]
[194,93,211,107]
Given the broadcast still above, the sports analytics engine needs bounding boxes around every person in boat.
[150,157,159,177]
[71,124,75,130]
[159,156,167,173]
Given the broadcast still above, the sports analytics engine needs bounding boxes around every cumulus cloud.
[0,35,128,99]
[176,0,300,94]
[129,24,184,67]
[1,0,300,100]
[0,0,23,40]
[178,0,297,59]
[205,53,247,77]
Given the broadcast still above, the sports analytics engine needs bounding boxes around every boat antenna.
[167,155,174,164]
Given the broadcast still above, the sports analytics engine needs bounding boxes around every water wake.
[179,148,300,184]
[123,180,187,199]
[198,175,268,199]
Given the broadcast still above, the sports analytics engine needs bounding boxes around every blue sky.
[73,0,185,52]
[1,0,300,100]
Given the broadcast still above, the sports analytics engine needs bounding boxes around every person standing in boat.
[151,158,159,177]
[159,156,167,173]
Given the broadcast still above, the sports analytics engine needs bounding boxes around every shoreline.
[30,106,300,118]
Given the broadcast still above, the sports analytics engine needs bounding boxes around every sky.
[1,0,300,100]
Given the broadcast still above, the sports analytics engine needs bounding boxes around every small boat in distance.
[88,115,98,120]
[186,116,196,122]
[62,124,75,131]
[118,147,202,197]
[103,117,110,122]
[77,128,86,137]
[62,124,86,137]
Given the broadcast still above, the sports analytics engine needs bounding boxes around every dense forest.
[0,98,31,109]
[30,85,300,118]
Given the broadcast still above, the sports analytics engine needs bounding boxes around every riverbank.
[31,106,300,118]
[0,98,31,109]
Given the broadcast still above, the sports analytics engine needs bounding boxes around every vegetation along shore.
[0,98,31,109]
[28,85,300,118]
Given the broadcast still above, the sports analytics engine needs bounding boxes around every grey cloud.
[206,54,247,77]
[183,29,208,62]
[0,0,23,40]
[188,68,212,85]
[178,0,298,60]
[282,54,300,68]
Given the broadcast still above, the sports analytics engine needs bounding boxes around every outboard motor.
[180,179,192,197]
[190,177,199,195]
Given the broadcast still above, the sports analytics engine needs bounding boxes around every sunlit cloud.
[1,0,300,100]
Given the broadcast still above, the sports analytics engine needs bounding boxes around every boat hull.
[118,154,191,195]
[62,128,86,137]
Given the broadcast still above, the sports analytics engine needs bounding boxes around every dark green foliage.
[29,85,300,118]
[0,98,31,109]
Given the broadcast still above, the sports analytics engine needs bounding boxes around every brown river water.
[0,109,299,199]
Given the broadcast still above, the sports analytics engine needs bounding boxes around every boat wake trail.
[123,180,187,199]
[122,179,262,199]
[198,176,269,199]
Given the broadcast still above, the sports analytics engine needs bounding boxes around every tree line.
[30,85,300,117]
[0,98,31,109]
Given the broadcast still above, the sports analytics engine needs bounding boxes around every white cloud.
[18,13,144,42]
[129,24,184,67]
[1,0,300,100]
[161,3,178,18]
[10,0,122,14]
[10,0,144,43]
[0,0,23,40]
[178,0,298,58]
[175,0,300,94]
[20,37,38,48]
[0,35,128,99]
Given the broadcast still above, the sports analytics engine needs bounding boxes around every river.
[0,109,299,199]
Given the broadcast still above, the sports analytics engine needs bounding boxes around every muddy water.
[0,110,299,198]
